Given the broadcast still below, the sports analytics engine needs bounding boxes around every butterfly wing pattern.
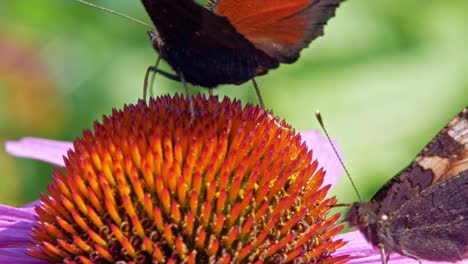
[392,169,467,261]
[141,0,343,87]
[346,108,468,262]
[210,0,343,63]
[141,0,278,87]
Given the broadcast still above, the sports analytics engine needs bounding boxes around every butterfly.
[140,0,344,104]
[346,107,468,263]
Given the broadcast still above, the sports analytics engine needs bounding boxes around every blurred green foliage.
[0,0,467,220]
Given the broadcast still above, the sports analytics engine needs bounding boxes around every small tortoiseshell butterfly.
[346,107,468,263]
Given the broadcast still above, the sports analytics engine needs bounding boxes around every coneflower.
[7,95,346,263]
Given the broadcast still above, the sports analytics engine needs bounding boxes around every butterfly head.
[345,202,370,229]
[148,30,164,53]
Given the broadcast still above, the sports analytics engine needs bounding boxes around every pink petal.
[5,137,73,167]
[0,223,34,248]
[300,130,343,188]
[0,205,35,248]
[21,201,41,210]
[0,205,43,263]
[0,205,36,222]
[335,231,466,263]
[0,248,47,264]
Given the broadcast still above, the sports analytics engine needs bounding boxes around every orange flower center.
[28,95,346,263]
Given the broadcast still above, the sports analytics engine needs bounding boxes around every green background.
[1,0,467,220]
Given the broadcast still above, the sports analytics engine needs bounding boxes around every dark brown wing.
[372,107,468,216]
[141,0,278,87]
[390,170,468,261]
[345,108,468,261]
[210,0,344,63]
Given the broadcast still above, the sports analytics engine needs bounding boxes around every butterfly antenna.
[72,0,154,30]
[315,110,362,202]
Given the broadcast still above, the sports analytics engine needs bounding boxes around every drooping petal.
[334,231,463,263]
[0,204,36,223]
[0,205,45,263]
[5,137,73,167]
[0,248,46,264]
[301,130,343,188]
[0,205,35,248]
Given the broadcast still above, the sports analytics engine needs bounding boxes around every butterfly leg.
[252,78,265,109]
[143,57,160,101]
[378,244,388,264]
[143,57,181,100]
[254,78,291,130]
[400,250,422,264]
[179,72,195,123]
[147,57,161,99]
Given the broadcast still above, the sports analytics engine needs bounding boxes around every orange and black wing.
[209,0,344,63]
[141,0,278,86]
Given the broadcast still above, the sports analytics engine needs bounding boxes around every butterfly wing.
[141,0,278,86]
[346,108,468,262]
[210,0,344,63]
[372,108,468,215]
[390,170,468,261]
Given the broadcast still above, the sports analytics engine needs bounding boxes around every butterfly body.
[346,108,468,262]
[141,0,343,88]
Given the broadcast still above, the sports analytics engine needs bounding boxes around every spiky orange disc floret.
[28,95,346,263]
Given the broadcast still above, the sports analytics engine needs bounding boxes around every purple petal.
[0,222,34,248]
[0,204,44,263]
[0,204,36,222]
[0,205,36,248]
[5,137,73,167]
[21,201,41,210]
[300,130,343,188]
[0,248,47,264]
[335,231,466,263]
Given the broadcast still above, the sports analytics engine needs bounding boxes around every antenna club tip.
[315,110,324,127]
